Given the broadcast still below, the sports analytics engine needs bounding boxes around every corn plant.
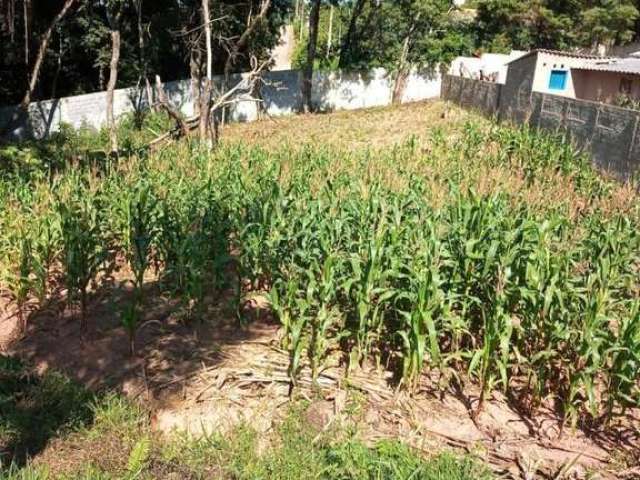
[57,181,107,334]
[306,253,341,387]
[113,178,161,355]
[269,277,309,392]
[605,300,640,420]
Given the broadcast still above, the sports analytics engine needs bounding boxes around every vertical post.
[326,5,333,56]
[626,114,639,178]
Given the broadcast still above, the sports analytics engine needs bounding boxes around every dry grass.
[222,100,468,151]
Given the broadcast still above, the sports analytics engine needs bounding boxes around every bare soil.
[3,275,638,479]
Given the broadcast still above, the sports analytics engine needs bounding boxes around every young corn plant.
[29,213,61,303]
[57,184,107,334]
[307,253,341,388]
[270,277,309,393]
[14,237,34,334]
[396,222,447,392]
[343,195,396,368]
[117,179,161,356]
[604,300,640,421]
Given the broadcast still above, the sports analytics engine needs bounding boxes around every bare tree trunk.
[106,11,122,154]
[135,0,154,111]
[392,69,409,105]
[0,0,75,136]
[190,48,201,116]
[155,75,190,137]
[392,16,418,105]
[298,1,304,44]
[327,4,333,57]
[200,0,213,143]
[392,31,410,104]
[4,0,16,43]
[338,0,366,69]
[203,0,212,81]
[20,0,75,109]
[221,0,271,125]
[23,0,30,67]
[301,0,321,113]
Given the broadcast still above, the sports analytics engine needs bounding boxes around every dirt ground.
[2,274,638,480]
[1,103,640,479]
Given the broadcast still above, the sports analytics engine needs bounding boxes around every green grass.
[0,358,492,480]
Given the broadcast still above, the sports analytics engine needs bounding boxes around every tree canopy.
[0,0,289,105]
[2,0,640,107]
[475,0,639,52]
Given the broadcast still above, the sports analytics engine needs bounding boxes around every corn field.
[1,115,639,432]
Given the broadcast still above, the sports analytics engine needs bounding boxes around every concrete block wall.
[441,75,502,117]
[1,67,442,140]
[442,74,640,180]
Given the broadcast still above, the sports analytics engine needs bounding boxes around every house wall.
[530,52,590,98]
[572,70,640,102]
[449,50,526,84]
[500,53,537,123]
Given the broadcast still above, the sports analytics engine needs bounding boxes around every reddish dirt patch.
[3,271,278,402]
[2,278,639,479]
[150,332,639,479]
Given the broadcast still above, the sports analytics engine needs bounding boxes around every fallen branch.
[155,75,190,138]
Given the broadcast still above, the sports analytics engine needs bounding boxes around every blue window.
[549,70,568,90]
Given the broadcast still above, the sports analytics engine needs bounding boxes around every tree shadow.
[0,354,95,468]
[9,267,276,415]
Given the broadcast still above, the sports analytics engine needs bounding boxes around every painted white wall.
[530,52,588,98]
[449,50,526,84]
[1,67,443,139]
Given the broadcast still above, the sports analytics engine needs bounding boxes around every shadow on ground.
[0,355,94,468]
[0,272,275,467]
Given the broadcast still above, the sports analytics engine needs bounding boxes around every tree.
[338,0,367,68]
[187,0,286,145]
[198,0,213,142]
[336,0,472,102]
[581,0,639,51]
[105,0,123,154]
[301,0,321,112]
[21,0,77,109]
[0,0,77,135]
[475,0,638,52]
[0,0,288,108]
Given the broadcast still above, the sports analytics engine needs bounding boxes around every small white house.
[504,49,607,99]
[502,49,640,105]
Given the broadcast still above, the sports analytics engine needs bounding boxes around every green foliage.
[0,106,639,451]
[338,0,474,72]
[1,385,493,479]
[325,440,493,480]
[56,173,109,332]
[0,356,94,469]
[0,1,291,105]
[475,0,639,51]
